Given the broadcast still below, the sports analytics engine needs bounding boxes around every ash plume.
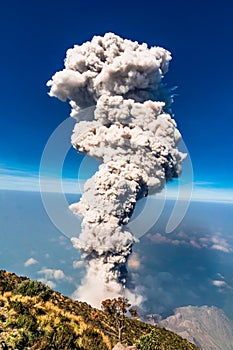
[47,33,185,307]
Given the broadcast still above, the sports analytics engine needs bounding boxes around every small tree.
[101,297,131,343]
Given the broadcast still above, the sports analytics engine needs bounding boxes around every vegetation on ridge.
[0,270,200,349]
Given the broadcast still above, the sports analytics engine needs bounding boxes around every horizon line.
[1,171,232,204]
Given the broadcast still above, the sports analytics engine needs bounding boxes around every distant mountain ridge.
[0,270,199,349]
[147,305,233,350]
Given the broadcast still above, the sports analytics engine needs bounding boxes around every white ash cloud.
[47,32,172,115]
[72,257,143,307]
[47,33,185,307]
[73,260,84,269]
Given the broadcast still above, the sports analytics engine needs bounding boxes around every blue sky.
[1,0,233,195]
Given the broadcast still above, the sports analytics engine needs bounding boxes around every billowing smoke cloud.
[47,33,185,307]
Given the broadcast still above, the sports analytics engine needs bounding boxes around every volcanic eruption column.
[47,33,185,306]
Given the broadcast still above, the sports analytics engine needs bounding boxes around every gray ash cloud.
[47,32,185,307]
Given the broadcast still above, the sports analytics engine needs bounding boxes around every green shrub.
[16,314,37,332]
[46,322,78,349]
[13,280,52,301]
[11,300,24,313]
[82,328,108,350]
[136,329,161,350]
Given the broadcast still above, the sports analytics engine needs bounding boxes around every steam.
[47,33,185,307]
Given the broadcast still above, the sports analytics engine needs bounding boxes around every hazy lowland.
[1,190,233,349]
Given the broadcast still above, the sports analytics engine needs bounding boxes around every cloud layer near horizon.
[0,167,232,203]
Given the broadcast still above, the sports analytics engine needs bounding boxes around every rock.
[156,305,233,350]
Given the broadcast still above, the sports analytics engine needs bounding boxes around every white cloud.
[73,260,84,269]
[0,167,83,194]
[0,167,232,203]
[210,236,231,253]
[146,232,188,247]
[24,257,38,267]
[211,244,230,253]
[191,184,233,203]
[38,268,65,280]
[146,230,233,254]
[38,278,57,289]
[38,267,72,283]
[212,280,226,287]
[156,180,233,203]
[58,235,70,247]
[128,253,141,270]
[37,267,75,291]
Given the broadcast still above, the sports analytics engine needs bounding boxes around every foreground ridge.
[0,270,199,349]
